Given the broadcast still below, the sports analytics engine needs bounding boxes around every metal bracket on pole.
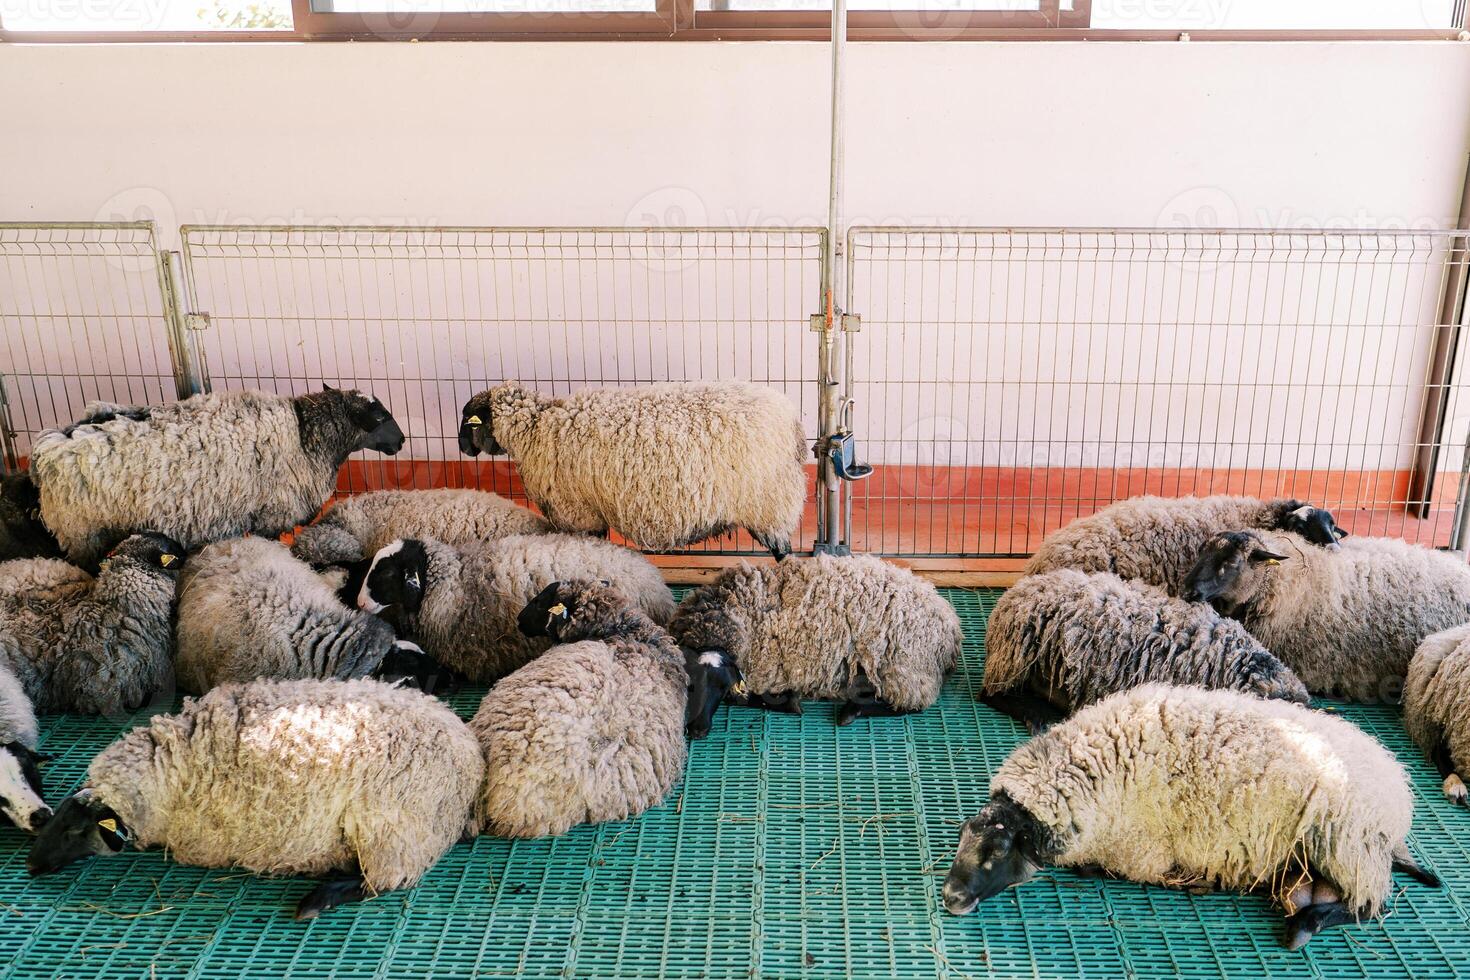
[0,374,18,475]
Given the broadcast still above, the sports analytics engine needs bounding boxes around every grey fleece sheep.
[671,554,963,734]
[0,663,49,832]
[291,488,550,568]
[1182,529,1470,702]
[473,580,688,838]
[981,569,1308,729]
[30,387,405,566]
[1404,623,1470,805]
[943,684,1439,950]
[1026,495,1345,594]
[459,381,807,559]
[0,533,184,715]
[26,677,485,920]
[0,472,62,563]
[356,534,675,683]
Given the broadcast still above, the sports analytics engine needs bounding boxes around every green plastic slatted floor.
[2,588,1469,979]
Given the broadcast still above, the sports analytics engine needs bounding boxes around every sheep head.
[1180,530,1289,618]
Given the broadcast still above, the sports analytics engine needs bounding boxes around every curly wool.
[464,381,806,553]
[1404,623,1470,790]
[0,664,38,748]
[984,569,1309,710]
[993,683,1415,916]
[86,678,484,891]
[669,554,962,710]
[472,582,687,838]
[176,537,399,694]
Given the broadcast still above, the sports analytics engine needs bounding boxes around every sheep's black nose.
[28,807,53,831]
[458,425,481,457]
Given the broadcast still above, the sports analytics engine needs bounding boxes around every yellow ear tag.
[1263,558,1281,566]
[99,818,118,833]
[160,554,177,567]
[730,680,748,697]
[467,415,483,426]
[549,603,567,618]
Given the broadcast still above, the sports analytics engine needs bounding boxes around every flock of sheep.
[0,377,1467,953]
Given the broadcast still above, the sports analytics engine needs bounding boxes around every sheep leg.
[977,691,1068,735]
[748,529,791,562]
[746,690,803,715]
[295,875,370,920]
[1429,739,1468,805]
[1283,901,1358,950]
[372,644,462,695]
[835,697,916,727]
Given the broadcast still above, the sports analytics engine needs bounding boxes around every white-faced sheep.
[942,683,1440,949]
[458,381,807,559]
[1181,530,1470,701]
[472,580,688,838]
[30,387,404,566]
[1025,495,1345,594]
[356,534,675,683]
[0,664,50,832]
[0,533,184,716]
[27,677,484,920]
[981,569,1309,731]
[0,472,62,563]
[671,554,962,736]
[1404,622,1470,806]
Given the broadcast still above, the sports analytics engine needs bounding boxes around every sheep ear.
[322,383,336,392]
[1249,549,1289,565]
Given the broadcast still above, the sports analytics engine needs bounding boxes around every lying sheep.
[672,554,963,736]
[176,536,437,694]
[27,677,484,920]
[472,580,687,838]
[1026,495,1345,594]
[357,534,675,682]
[0,472,62,563]
[981,569,1308,730]
[0,664,50,832]
[943,683,1440,949]
[30,387,404,566]
[459,381,807,559]
[1182,530,1470,701]
[0,533,184,715]
[1404,623,1470,806]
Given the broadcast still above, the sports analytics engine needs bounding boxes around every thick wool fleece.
[472,583,687,838]
[292,488,550,567]
[669,554,962,710]
[1405,623,1470,787]
[32,389,375,565]
[465,381,806,552]
[984,569,1309,710]
[1025,496,1313,594]
[0,665,38,748]
[993,684,1415,916]
[176,537,399,694]
[87,678,484,891]
[402,535,674,682]
[0,554,178,715]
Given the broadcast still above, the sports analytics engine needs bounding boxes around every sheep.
[942,683,1440,950]
[1025,495,1346,594]
[458,381,807,559]
[1404,622,1470,806]
[175,536,440,694]
[0,663,50,833]
[26,677,484,920]
[0,471,62,563]
[671,554,963,736]
[980,568,1309,731]
[30,386,405,567]
[356,533,675,683]
[1181,529,1470,702]
[471,580,687,838]
[0,533,184,716]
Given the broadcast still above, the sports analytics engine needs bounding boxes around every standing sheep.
[472,580,688,838]
[356,534,675,682]
[458,381,807,559]
[1404,622,1470,805]
[0,664,50,833]
[981,569,1308,731]
[1025,495,1345,594]
[1182,530,1470,701]
[30,387,404,566]
[0,533,184,716]
[672,554,963,736]
[0,472,62,563]
[27,677,485,920]
[942,684,1440,949]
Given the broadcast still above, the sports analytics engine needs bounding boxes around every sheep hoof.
[1283,901,1355,950]
[1444,773,1468,805]
[296,875,369,921]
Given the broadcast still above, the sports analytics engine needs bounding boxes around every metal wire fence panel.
[0,223,180,471]
[847,227,1470,558]
[179,226,824,554]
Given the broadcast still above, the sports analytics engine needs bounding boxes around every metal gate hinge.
[809,313,861,333]
[184,313,211,331]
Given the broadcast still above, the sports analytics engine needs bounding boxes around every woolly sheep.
[0,471,62,563]
[672,554,963,736]
[1182,529,1470,701]
[981,569,1308,730]
[472,580,687,838]
[942,683,1440,949]
[27,677,485,920]
[356,533,675,683]
[1404,622,1470,806]
[30,387,404,566]
[0,533,184,716]
[459,381,807,559]
[1025,495,1345,594]
[0,663,49,832]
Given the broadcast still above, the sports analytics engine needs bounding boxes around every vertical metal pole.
[0,375,18,474]
[158,248,207,398]
[1451,427,1470,553]
[814,0,847,555]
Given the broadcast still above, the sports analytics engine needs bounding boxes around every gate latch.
[819,400,873,482]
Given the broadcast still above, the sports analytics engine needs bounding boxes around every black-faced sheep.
[27,677,484,920]
[30,387,404,566]
[672,554,962,736]
[0,471,62,563]
[1404,622,1470,805]
[458,381,807,559]
[943,683,1440,949]
[0,664,50,832]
